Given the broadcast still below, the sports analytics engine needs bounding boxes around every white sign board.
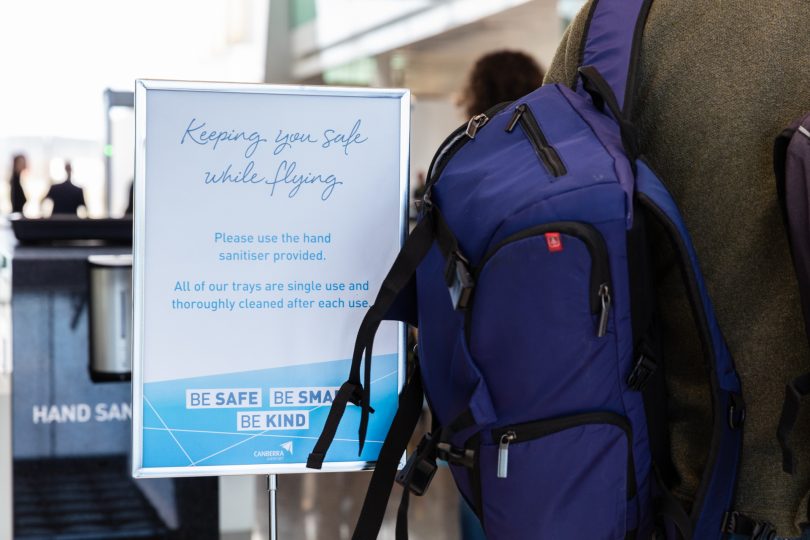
[132,80,409,478]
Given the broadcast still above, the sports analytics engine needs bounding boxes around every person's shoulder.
[54,181,82,194]
[544,0,594,88]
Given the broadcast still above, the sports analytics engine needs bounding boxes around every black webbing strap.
[352,367,424,540]
[578,65,640,162]
[353,212,436,453]
[432,206,459,260]
[395,488,411,540]
[658,493,693,540]
[441,409,476,439]
[773,125,794,236]
[777,372,810,474]
[307,212,437,469]
[306,380,361,469]
[353,207,468,451]
[390,407,477,540]
[433,204,475,310]
[654,469,693,540]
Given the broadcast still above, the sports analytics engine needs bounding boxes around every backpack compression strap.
[306,215,433,470]
[578,0,653,117]
[353,363,425,540]
[307,204,467,469]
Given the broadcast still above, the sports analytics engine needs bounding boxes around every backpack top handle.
[577,0,654,120]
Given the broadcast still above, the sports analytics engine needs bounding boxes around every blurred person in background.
[457,50,545,118]
[8,153,28,215]
[45,161,86,216]
[455,49,545,540]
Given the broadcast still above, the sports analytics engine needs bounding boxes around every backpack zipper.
[465,113,490,139]
[597,283,612,337]
[497,431,517,478]
[505,103,567,178]
[475,222,612,337]
[425,102,512,185]
[491,412,636,500]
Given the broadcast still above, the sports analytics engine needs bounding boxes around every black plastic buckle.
[436,442,475,469]
[721,511,736,533]
[444,253,474,310]
[627,354,657,391]
[752,524,777,540]
[396,434,438,496]
[722,511,775,540]
[346,384,375,414]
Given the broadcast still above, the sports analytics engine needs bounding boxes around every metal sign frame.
[132,79,410,478]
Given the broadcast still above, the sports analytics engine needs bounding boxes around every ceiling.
[291,0,569,98]
[387,0,564,97]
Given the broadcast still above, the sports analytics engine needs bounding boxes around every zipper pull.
[505,104,527,133]
[497,431,517,478]
[597,283,611,337]
[465,113,490,139]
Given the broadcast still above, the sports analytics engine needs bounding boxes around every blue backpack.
[308,1,745,538]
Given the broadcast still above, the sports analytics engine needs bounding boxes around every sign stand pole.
[267,474,278,540]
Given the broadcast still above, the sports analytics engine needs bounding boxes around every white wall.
[0,239,11,540]
[219,475,257,537]
[409,97,462,205]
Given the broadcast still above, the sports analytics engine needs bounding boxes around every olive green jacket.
[545,1,810,534]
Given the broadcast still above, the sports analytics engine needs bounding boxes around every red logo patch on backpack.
[545,233,563,252]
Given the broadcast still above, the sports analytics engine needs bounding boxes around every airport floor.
[254,466,461,540]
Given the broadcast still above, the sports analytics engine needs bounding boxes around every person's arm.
[77,187,87,218]
[543,1,593,89]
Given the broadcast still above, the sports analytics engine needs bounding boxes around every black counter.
[12,244,131,290]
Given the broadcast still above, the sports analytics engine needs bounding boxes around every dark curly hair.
[459,50,545,118]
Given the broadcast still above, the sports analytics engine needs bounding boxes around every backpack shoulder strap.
[578,0,654,116]
[635,160,744,539]
[574,0,653,163]
[773,113,810,306]
[773,113,810,477]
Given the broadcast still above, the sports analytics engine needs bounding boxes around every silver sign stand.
[267,474,278,540]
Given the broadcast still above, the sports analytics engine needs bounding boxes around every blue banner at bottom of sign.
[142,354,399,468]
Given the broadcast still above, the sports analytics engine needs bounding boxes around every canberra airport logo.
[253,441,294,460]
